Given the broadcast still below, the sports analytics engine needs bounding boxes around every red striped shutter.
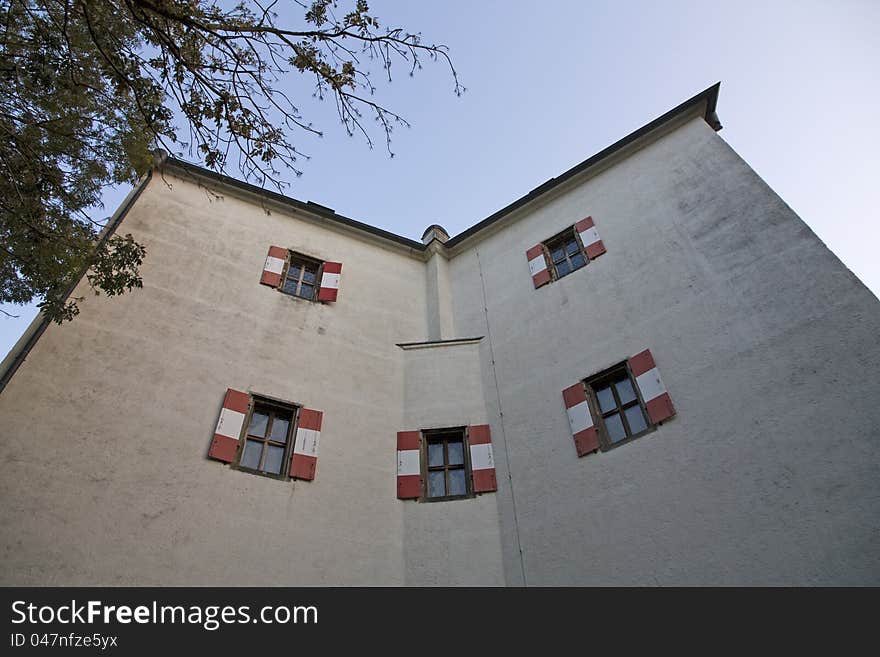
[468,425,497,493]
[575,216,606,259]
[261,245,287,287]
[290,408,323,481]
[209,388,249,462]
[563,382,599,456]
[526,244,551,288]
[630,349,675,424]
[317,262,342,302]
[397,431,421,499]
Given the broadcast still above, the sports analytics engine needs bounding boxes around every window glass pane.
[428,471,446,498]
[448,469,466,496]
[248,412,269,437]
[565,239,580,255]
[570,253,586,269]
[287,263,302,280]
[281,278,300,295]
[596,386,616,413]
[550,247,565,263]
[428,443,444,467]
[624,405,648,435]
[302,268,316,284]
[447,441,464,465]
[555,260,571,277]
[614,378,637,405]
[269,417,290,443]
[241,440,263,469]
[605,413,627,443]
[299,283,314,299]
[264,445,285,475]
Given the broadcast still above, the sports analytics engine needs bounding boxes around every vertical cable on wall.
[475,248,527,586]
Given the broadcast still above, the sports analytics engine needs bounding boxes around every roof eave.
[159,157,428,253]
[156,83,722,255]
[444,82,722,250]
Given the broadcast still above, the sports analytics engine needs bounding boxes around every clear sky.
[2,0,878,359]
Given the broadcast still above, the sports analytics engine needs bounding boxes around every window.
[260,245,342,302]
[237,398,296,478]
[544,228,587,280]
[396,424,496,500]
[424,428,470,501]
[209,388,324,480]
[563,349,674,458]
[281,253,320,300]
[585,363,653,451]
[526,216,605,289]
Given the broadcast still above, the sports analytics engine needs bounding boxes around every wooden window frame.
[234,395,299,481]
[543,226,588,281]
[420,427,473,503]
[584,362,656,452]
[279,251,324,301]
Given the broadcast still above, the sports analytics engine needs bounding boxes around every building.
[1,84,879,585]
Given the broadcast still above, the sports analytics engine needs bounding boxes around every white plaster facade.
[2,85,879,585]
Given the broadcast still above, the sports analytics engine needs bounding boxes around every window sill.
[231,464,291,482]
[277,289,317,302]
[550,262,591,283]
[598,425,658,453]
[421,493,474,503]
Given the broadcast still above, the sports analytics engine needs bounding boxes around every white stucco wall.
[0,170,503,585]
[400,340,504,585]
[447,116,880,585]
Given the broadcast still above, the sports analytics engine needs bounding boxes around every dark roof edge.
[444,82,721,249]
[159,83,720,254]
[0,170,154,395]
[161,158,427,252]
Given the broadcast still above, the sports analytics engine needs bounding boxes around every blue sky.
[2,0,878,359]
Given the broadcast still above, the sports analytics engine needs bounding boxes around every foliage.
[0,0,459,322]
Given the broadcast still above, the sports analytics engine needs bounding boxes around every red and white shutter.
[397,431,421,499]
[261,245,287,287]
[317,262,342,302]
[290,408,323,481]
[209,388,249,462]
[563,382,599,457]
[629,349,676,424]
[468,425,498,493]
[526,244,551,289]
[575,216,606,259]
